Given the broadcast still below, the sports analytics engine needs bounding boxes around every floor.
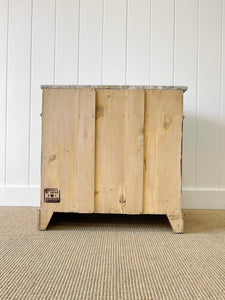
[0,207,224,300]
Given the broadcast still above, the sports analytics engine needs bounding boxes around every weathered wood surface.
[39,88,184,232]
[143,90,183,217]
[39,88,95,229]
[95,89,144,214]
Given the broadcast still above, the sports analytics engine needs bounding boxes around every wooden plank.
[30,0,55,186]
[76,89,95,213]
[102,0,127,84]
[150,0,174,85]
[196,0,222,187]
[41,89,78,212]
[126,0,151,85]
[95,89,144,213]
[95,89,125,213]
[55,0,79,84]
[125,89,144,213]
[79,0,103,84]
[41,88,95,213]
[6,0,32,185]
[174,0,198,188]
[0,0,8,185]
[143,90,183,215]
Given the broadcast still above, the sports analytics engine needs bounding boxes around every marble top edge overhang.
[41,85,188,92]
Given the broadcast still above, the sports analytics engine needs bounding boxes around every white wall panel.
[220,0,225,189]
[29,0,55,186]
[174,0,198,188]
[150,0,174,85]
[126,0,150,85]
[0,0,8,185]
[1,0,225,208]
[196,0,222,188]
[55,0,79,84]
[79,0,103,84]
[102,0,127,84]
[6,0,32,185]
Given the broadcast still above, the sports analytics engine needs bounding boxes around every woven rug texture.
[0,207,224,300]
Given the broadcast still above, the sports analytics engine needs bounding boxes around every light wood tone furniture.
[38,85,187,233]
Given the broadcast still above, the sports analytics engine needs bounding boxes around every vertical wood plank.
[174,0,198,188]
[143,90,183,215]
[29,0,55,186]
[125,89,144,213]
[41,89,78,212]
[41,88,95,213]
[95,89,144,213]
[76,89,95,212]
[0,0,8,185]
[126,0,150,85]
[6,0,32,185]
[95,89,126,213]
[102,0,127,84]
[220,0,225,188]
[55,0,79,84]
[150,0,175,85]
[196,0,222,187]
[79,0,103,84]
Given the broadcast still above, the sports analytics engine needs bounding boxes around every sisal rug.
[0,207,224,299]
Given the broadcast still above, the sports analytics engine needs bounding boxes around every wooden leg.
[167,213,184,233]
[38,209,54,230]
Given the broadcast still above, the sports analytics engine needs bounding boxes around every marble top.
[41,85,187,92]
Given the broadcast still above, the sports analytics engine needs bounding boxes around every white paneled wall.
[0,0,225,208]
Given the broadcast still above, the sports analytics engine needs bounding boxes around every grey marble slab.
[41,85,187,92]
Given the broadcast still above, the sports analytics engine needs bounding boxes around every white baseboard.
[182,189,225,209]
[0,186,224,209]
[0,186,40,207]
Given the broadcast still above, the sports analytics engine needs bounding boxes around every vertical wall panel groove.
[218,0,223,189]
[173,0,176,85]
[53,0,57,84]
[124,0,128,84]
[196,0,222,188]
[55,0,79,84]
[4,0,9,186]
[79,0,103,84]
[149,0,152,85]
[100,0,104,84]
[126,0,151,85]
[29,0,55,186]
[150,0,175,85]
[6,0,32,185]
[0,0,9,186]
[28,0,33,186]
[174,0,198,188]
[102,0,127,84]
[77,0,81,84]
[220,0,225,188]
[195,0,200,189]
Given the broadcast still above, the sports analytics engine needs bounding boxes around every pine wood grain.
[143,90,183,217]
[95,89,144,213]
[40,88,95,229]
[39,87,184,232]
